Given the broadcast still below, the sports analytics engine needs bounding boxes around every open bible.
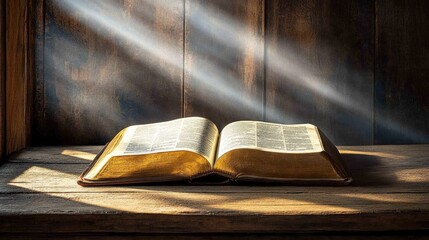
[78,117,352,186]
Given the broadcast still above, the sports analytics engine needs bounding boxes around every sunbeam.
[176,0,423,142]
[53,0,296,125]
[59,0,183,71]
[49,0,424,143]
[61,150,96,161]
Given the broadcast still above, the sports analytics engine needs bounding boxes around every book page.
[112,117,218,164]
[217,121,323,158]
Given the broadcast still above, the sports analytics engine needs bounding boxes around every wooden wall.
[2,0,429,151]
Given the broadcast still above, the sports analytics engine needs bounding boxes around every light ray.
[61,150,96,161]
[174,0,424,141]
[54,0,295,123]
[339,149,406,160]
[51,0,425,143]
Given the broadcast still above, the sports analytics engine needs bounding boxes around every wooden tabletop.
[0,145,428,235]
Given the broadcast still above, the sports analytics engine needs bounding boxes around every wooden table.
[0,145,428,239]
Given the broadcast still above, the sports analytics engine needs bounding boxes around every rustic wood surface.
[375,0,429,144]
[184,0,264,129]
[37,0,183,145]
[2,233,429,240]
[0,145,428,234]
[265,0,374,145]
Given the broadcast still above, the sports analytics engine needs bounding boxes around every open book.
[78,117,352,186]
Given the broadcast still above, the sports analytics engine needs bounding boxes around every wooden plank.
[265,0,374,145]
[375,0,429,144]
[0,0,5,160]
[0,209,428,233]
[30,0,45,147]
[5,0,29,155]
[36,0,183,145]
[31,0,48,146]
[1,233,428,240]
[1,191,428,215]
[184,0,264,129]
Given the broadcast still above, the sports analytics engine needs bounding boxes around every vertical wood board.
[5,0,29,154]
[0,0,5,159]
[375,0,429,144]
[184,0,265,129]
[31,0,45,147]
[265,0,374,145]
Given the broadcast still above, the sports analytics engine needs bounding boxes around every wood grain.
[184,0,264,129]
[30,0,50,145]
[36,0,184,145]
[30,0,45,147]
[0,0,5,160]
[265,0,374,145]
[375,0,429,144]
[1,233,428,240]
[5,0,29,155]
[0,145,428,233]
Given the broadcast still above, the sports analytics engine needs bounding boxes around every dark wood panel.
[265,0,374,145]
[36,0,183,145]
[31,0,45,147]
[0,0,5,159]
[5,0,29,154]
[25,0,41,154]
[375,0,429,144]
[184,0,264,129]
